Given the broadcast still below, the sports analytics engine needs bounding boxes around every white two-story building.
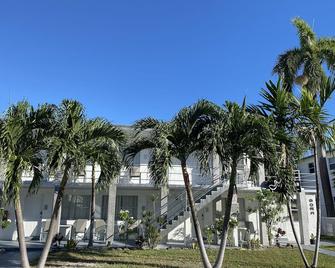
[298,151,335,237]
[0,147,316,247]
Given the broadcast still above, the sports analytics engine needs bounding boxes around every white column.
[297,191,310,245]
[259,220,268,246]
[106,183,117,245]
[257,163,265,186]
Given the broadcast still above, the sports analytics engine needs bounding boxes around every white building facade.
[0,150,316,247]
[298,152,335,236]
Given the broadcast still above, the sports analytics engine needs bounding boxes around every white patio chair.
[39,219,51,242]
[94,219,107,242]
[71,219,88,240]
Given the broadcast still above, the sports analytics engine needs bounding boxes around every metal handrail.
[159,176,226,230]
[159,173,223,218]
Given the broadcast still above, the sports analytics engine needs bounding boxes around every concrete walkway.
[303,241,335,257]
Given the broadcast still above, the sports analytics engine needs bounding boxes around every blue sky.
[1,1,335,124]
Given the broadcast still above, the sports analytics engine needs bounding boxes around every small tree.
[119,209,136,246]
[255,189,284,246]
[142,210,160,249]
[214,216,238,246]
[203,225,215,246]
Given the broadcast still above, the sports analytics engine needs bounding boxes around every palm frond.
[273,48,304,91]
[320,76,335,107]
[123,137,155,167]
[292,17,316,48]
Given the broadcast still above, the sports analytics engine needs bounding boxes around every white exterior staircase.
[159,179,228,238]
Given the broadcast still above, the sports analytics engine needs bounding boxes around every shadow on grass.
[47,250,182,268]
[48,258,180,268]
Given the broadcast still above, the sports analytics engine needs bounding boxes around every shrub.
[65,239,78,250]
[142,210,160,249]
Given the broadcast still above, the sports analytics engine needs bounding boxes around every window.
[329,157,335,170]
[133,153,140,166]
[61,195,90,220]
[130,153,141,177]
[115,195,138,220]
[101,195,109,220]
[308,163,315,174]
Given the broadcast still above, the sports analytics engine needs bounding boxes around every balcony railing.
[5,165,257,188]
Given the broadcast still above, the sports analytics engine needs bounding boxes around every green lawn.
[45,248,335,268]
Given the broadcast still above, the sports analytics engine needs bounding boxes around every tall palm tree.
[252,79,310,267]
[84,122,124,247]
[273,17,335,217]
[37,101,125,268]
[292,89,334,268]
[0,101,54,268]
[199,101,274,268]
[124,100,220,268]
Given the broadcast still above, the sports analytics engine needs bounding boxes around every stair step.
[162,184,226,233]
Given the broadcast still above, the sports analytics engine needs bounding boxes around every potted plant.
[310,233,316,245]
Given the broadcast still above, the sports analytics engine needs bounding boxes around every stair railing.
[159,174,227,230]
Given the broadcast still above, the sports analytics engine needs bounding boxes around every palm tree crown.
[273,17,335,93]
[0,101,54,201]
[124,99,220,184]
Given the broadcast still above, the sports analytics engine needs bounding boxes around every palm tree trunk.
[312,144,321,268]
[279,141,310,266]
[88,163,96,247]
[37,163,71,268]
[180,159,212,268]
[286,199,310,268]
[14,193,30,268]
[214,158,237,268]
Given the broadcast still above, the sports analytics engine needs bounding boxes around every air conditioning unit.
[130,166,141,177]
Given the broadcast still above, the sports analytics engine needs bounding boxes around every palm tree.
[198,101,274,268]
[0,101,54,268]
[124,100,220,268]
[37,101,125,268]
[84,121,124,247]
[252,79,310,267]
[292,89,334,268]
[273,17,335,217]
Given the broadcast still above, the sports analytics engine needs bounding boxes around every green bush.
[142,210,160,249]
[65,239,78,250]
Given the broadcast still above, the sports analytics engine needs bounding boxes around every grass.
[45,248,335,268]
